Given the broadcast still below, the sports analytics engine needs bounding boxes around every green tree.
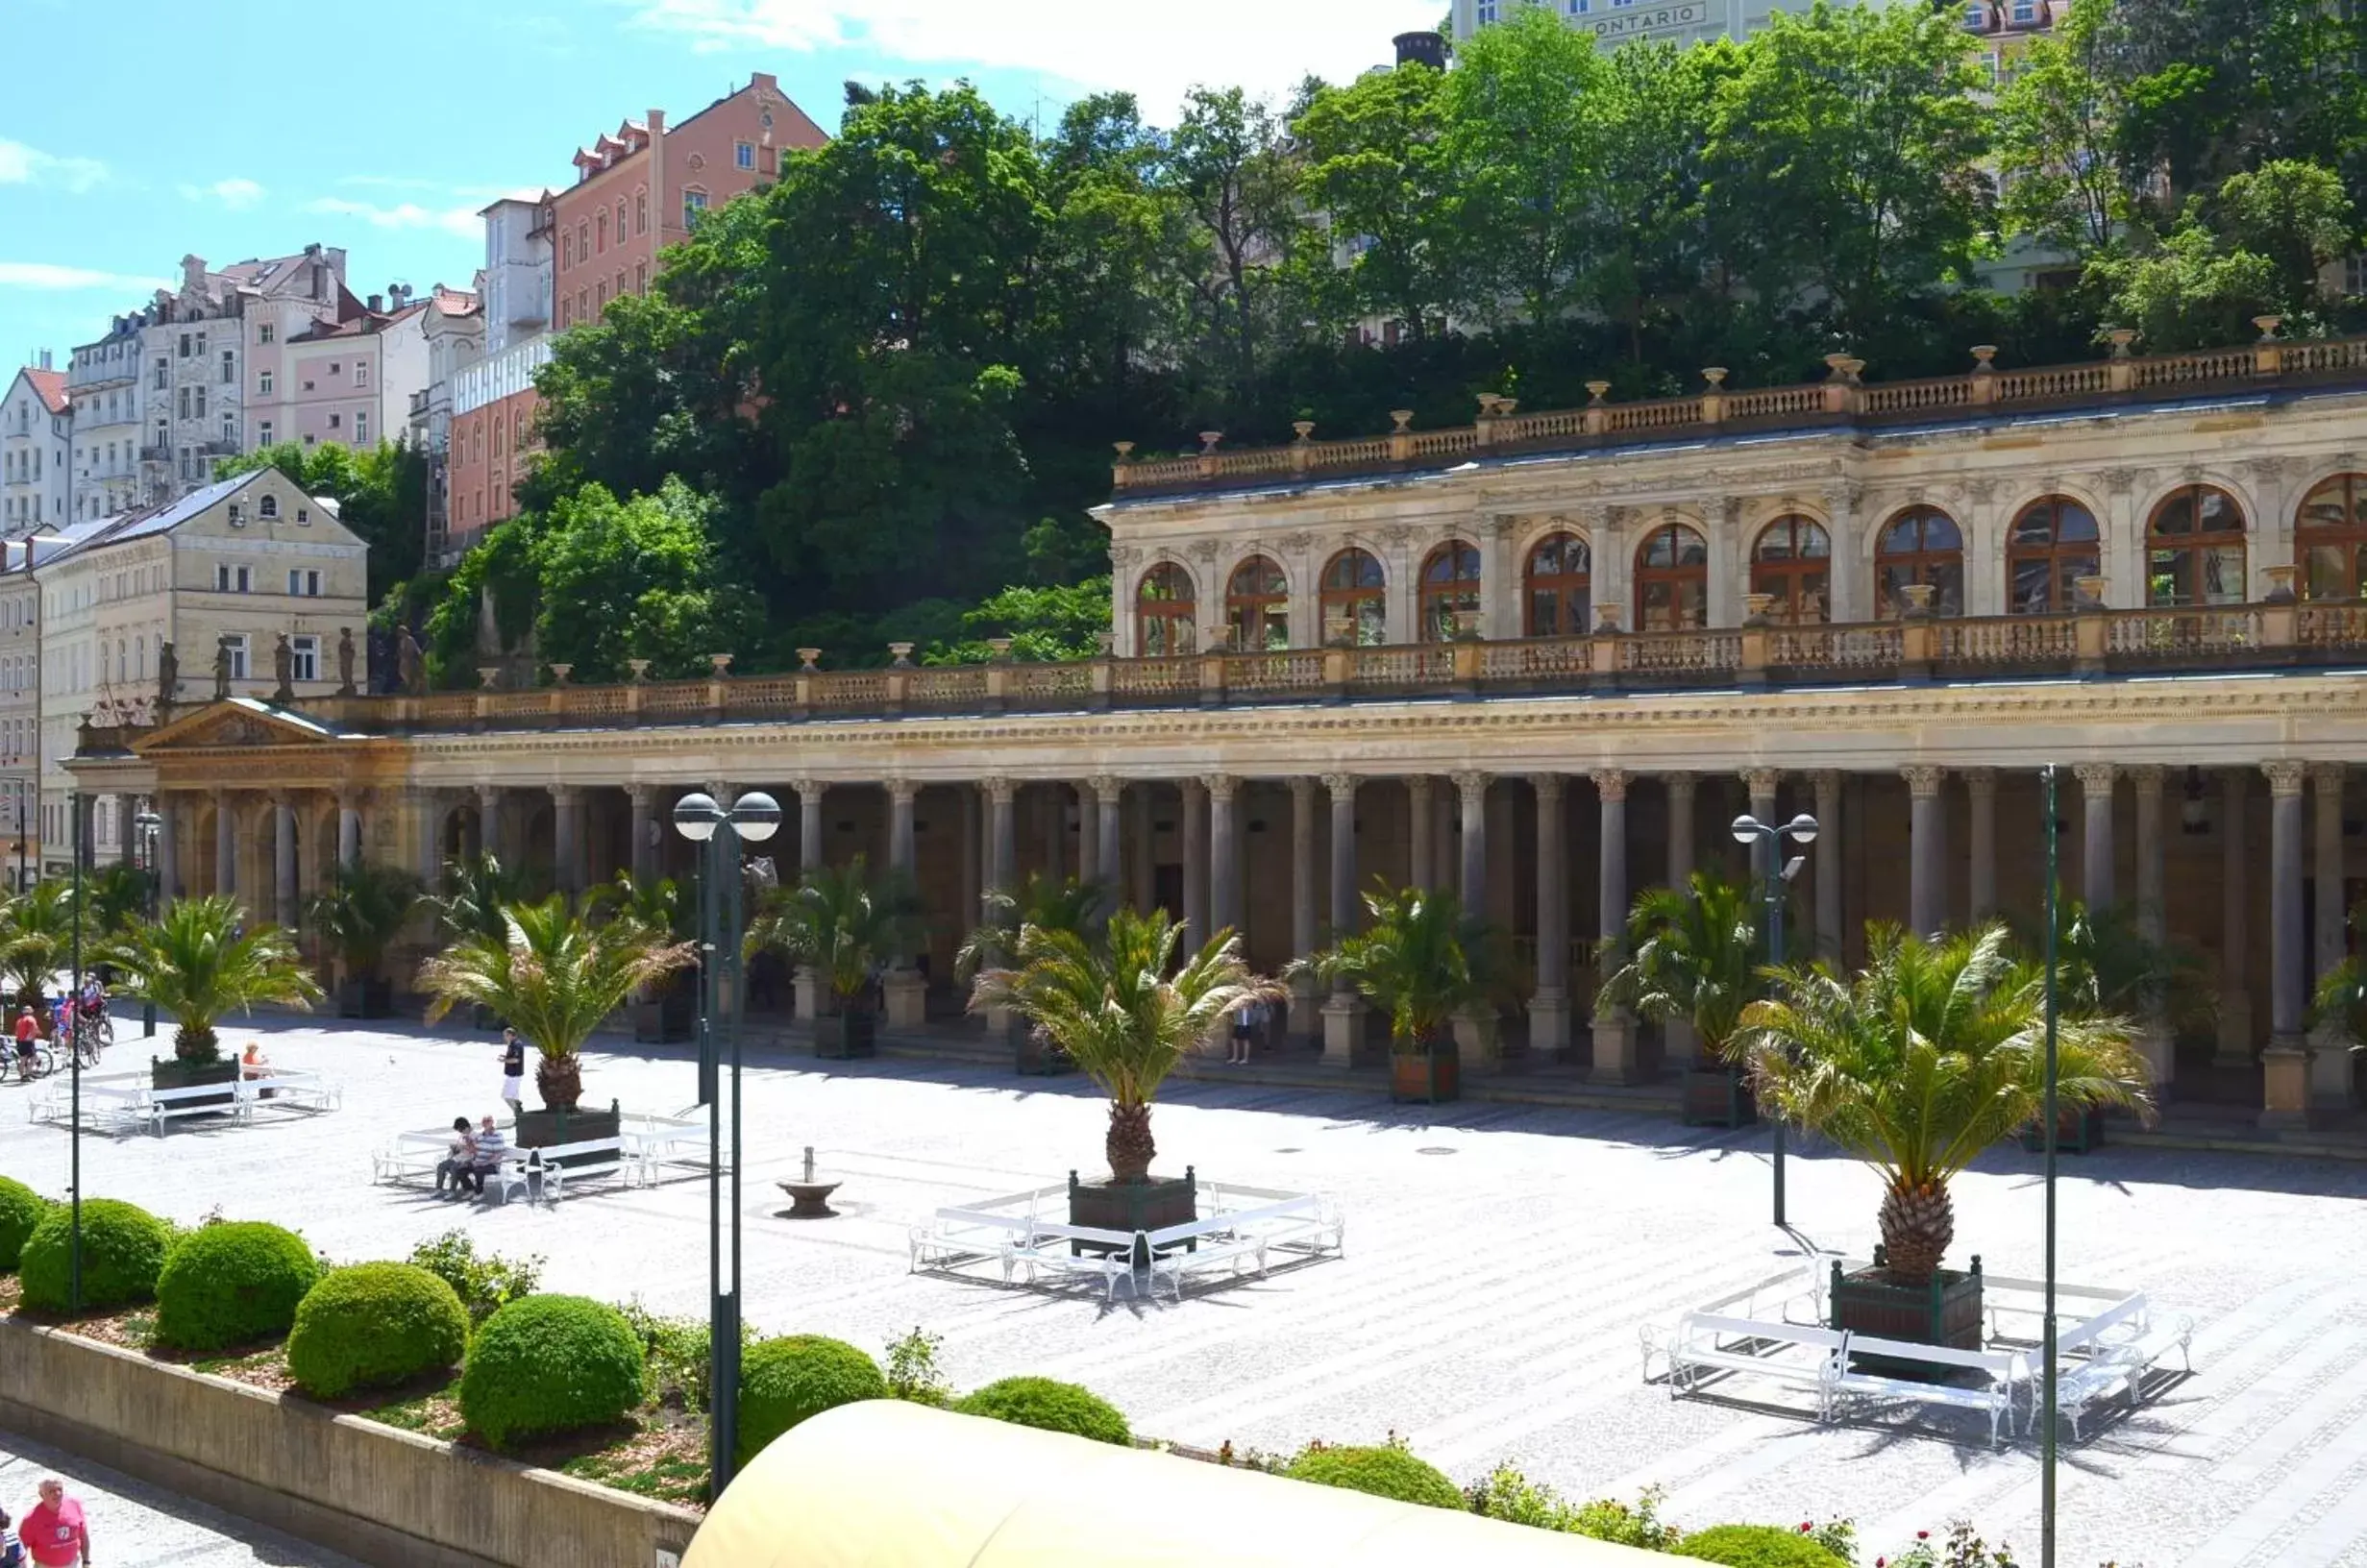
[746,859,924,1015]
[924,577,1111,664]
[2216,159,2355,309]
[527,478,755,682]
[1293,883,1511,1056]
[1594,872,1765,1066]
[1167,86,1304,401]
[1294,61,1461,337]
[1995,8,2137,260]
[2085,203,2286,351]
[105,895,323,1065]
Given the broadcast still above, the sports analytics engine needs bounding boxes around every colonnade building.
[68,331,2367,1129]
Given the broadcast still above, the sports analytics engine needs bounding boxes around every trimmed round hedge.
[0,1176,47,1271]
[459,1295,646,1449]
[736,1335,886,1467]
[286,1263,470,1399]
[17,1199,171,1312]
[952,1376,1130,1446]
[1283,1444,1467,1511]
[1672,1525,1851,1568]
[154,1222,321,1351]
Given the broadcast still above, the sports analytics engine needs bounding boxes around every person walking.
[498,1029,525,1111]
[1228,999,1260,1066]
[20,1479,88,1568]
[433,1116,476,1197]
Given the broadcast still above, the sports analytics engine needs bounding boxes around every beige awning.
[686,1401,1664,1567]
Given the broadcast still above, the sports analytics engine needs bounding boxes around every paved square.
[7,1016,2367,1568]
[0,1431,360,1567]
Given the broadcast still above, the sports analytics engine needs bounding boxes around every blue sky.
[0,0,1438,366]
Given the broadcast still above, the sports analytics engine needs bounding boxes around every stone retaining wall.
[0,1315,699,1568]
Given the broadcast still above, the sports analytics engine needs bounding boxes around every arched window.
[1418,541,1482,641]
[1225,555,1289,650]
[1134,563,1196,656]
[2147,483,2246,605]
[1750,515,1831,624]
[1320,548,1387,647]
[1635,523,1708,631]
[2297,474,2367,599]
[2008,496,2101,613]
[1523,531,1590,636]
[1875,506,1964,617]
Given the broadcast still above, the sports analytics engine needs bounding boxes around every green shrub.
[883,1326,951,1408]
[1673,1524,1851,1568]
[0,1176,48,1271]
[735,1335,886,1467]
[459,1295,645,1448]
[1283,1440,1466,1511]
[1467,1468,1684,1548]
[406,1230,542,1326]
[152,1221,320,1351]
[17,1199,171,1312]
[953,1376,1130,1445]
[285,1262,470,1399]
[618,1299,717,1410]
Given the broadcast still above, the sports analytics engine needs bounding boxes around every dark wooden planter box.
[816,1009,877,1060]
[1069,1166,1197,1265]
[1683,1066,1757,1128]
[150,1057,238,1113]
[335,977,393,1019]
[1013,1017,1073,1076]
[1391,1042,1459,1104]
[1830,1255,1985,1373]
[2019,1105,2106,1154]
[514,1100,622,1162]
[634,984,696,1043]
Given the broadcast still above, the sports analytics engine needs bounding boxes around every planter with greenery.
[1294,883,1508,1105]
[424,853,525,1030]
[956,873,1105,1073]
[749,859,921,1060]
[0,881,79,1040]
[418,894,694,1112]
[2021,896,2209,1120]
[591,872,699,1043]
[105,895,322,1090]
[1597,872,1765,1127]
[1743,922,2151,1352]
[308,861,423,1018]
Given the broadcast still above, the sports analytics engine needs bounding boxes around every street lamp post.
[2040,764,2062,1568]
[134,804,160,1037]
[1730,810,1819,1229]
[67,788,86,1311]
[670,788,780,1502]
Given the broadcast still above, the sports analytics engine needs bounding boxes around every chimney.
[37,350,51,371]
[648,108,667,238]
[181,254,207,292]
[1393,30,1446,69]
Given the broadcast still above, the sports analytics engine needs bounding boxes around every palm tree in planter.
[1741,921,2151,1347]
[105,895,323,1090]
[418,894,693,1130]
[1293,883,1511,1104]
[972,904,1279,1235]
[956,874,1108,1073]
[0,879,80,1039]
[2016,898,2208,1140]
[424,853,524,1030]
[306,861,423,1018]
[746,858,922,1059]
[589,871,697,1042]
[1596,871,1765,1126]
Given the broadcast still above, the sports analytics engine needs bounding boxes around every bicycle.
[9,1041,54,1084]
[63,1015,103,1068]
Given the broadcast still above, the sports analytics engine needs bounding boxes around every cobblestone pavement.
[0,1431,360,1567]
[7,1016,2367,1568]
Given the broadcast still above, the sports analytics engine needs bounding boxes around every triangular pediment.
[135,698,345,753]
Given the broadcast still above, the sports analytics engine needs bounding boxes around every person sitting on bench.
[467,1115,508,1196]
[434,1116,476,1196]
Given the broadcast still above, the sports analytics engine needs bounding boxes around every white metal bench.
[240,1070,339,1118]
[1834,1335,2030,1448]
[1001,1221,1150,1303]
[1140,1215,1272,1301]
[2041,1292,2194,1437]
[910,1188,1053,1276]
[528,1138,638,1202]
[145,1079,248,1133]
[372,1131,457,1186]
[1648,1312,1850,1419]
[622,1111,708,1183]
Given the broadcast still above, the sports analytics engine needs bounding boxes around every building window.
[1523,531,1591,636]
[355,410,368,443]
[2008,496,2102,612]
[1319,548,1388,647]
[683,188,708,226]
[225,635,248,680]
[259,494,279,519]
[2147,483,2248,605]
[1875,506,1964,617]
[735,140,755,170]
[290,635,318,681]
[258,370,273,396]
[329,413,342,430]
[1635,524,1709,632]
[258,420,273,446]
[596,280,608,312]
[1135,563,1196,656]
[578,221,589,262]
[214,564,252,593]
[178,333,191,358]
[355,361,368,387]
[597,210,608,254]
[220,350,234,384]
[1418,541,1482,642]
[562,232,574,269]
[1962,0,1988,27]
[636,191,648,233]
[614,198,626,241]
[1225,555,1289,650]
[1751,516,1832,625]
[258,322,274,345]
[635,262,649,292]
[194,387,206,418]
[2298,473,2367,599]
[288,568,321,597]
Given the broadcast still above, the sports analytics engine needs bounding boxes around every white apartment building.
[2,362,71,533]
[68,314,153,521]
[28,467,367,875]
[0,553,41,888]
[410,287,485,556]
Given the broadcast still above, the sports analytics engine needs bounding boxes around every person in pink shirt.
[19,1479,87,1568]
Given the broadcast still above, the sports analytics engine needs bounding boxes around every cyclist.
[11,1006,40,1082]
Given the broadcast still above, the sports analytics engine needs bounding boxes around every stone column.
[551,785,585,895]
[1591,769,1637,1083]
[1075,780,1100,886]
[1454,771,1489,911]
[475,784,503,862]
[2129,764,2172,1090]
[1743,767,1779,829]
[887,779,918,880]
[1091,776,1122,904]
[958,785,981,927]
[2217,769,2255,1066]
[1812,771,1844,960]
[984,776,1017,896]
[628,785,656,883]
[1663,772,1700,1066]
[1431,787,1455,893]
[336,790,361,869]
[1042,785,1067,885]
[2310,762,2354,1109]
[273,794,298,930]
[1529,775,1570,1057]
[157,794,179,902]
[2262,759,2311,1126]
[213,788,235,900]
[1180,778,1208,943]
[882,778,925,1027]
[791,778,825,873]
[1965,769,1998,922]
[1407,776,1435,892]
[1205,774,1240,937]
[115,796,136,868]
[1904,765,1947,935]
[1320,772,1362,1066]
[2076,762,2116,910]
[1128,783,1154,912]
[1289,777,1319,1039]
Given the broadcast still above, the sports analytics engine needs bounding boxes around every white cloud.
[180,177,266,210]
[0,138,108,193]
[0,262,173,292]
[625,0,1442,117]
[305,196,481,238]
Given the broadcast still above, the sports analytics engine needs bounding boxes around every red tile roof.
[24,368,66,415]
